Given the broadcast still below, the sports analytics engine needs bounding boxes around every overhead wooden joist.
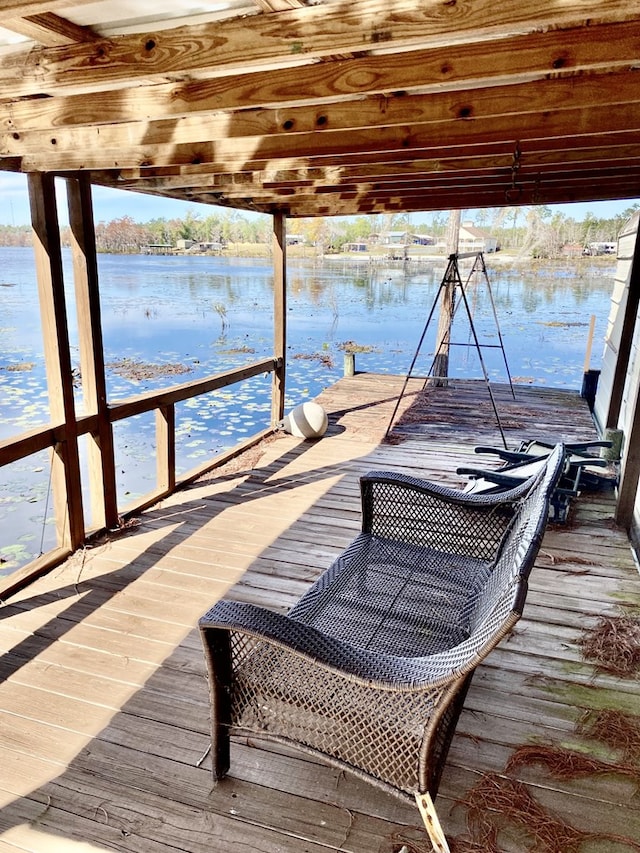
[1,12,99,46]
[1,0,640,215]
[1,0,638,97]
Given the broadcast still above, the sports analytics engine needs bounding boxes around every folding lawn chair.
[457,439,615,523]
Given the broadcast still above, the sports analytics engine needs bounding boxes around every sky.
[1,171,638,227]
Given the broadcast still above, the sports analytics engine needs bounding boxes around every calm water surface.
[0,248,615,572]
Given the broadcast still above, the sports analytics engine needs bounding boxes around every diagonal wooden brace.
[415,791,450,853]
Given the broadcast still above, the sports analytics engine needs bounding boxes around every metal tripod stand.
[386,252,515,447]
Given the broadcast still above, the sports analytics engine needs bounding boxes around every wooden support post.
[28,172,85,550]
[67,175,119,531]
[156,404,176,494]
[343,351,355,377]
[271,211,287,425]
[583,314,596,373]
[615,377,640,530]
[432,210,460,383]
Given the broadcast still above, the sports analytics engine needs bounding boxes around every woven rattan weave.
[199,443,565,849]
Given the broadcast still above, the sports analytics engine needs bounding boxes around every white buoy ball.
[280,402,328,439]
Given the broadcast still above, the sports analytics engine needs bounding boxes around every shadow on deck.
[0,376,639,852]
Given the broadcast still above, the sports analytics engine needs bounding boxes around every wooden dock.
[1,376,639,852]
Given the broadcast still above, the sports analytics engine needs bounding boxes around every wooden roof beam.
[4,67,639,161]
[274,180,640,217]
[0,0,637,99]
[172,163,640,201]
[1,12,100,46]
[12,96,640,173]
[1,18,639,104]
[176,164,640,201]
[152,176,640,216]
[3,27,640,134]
[93,165,640,216]
[81,130,640,191]
[87,136,640,190]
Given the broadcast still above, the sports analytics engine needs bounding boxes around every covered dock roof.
[2,6,640,850]
[1,1,640,216]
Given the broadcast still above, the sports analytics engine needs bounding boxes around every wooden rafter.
[3,25,640,138]
[14,95,640,175]
[91,137,640,190]
[1,12,99,45]
[1,0,638,100]
[1,0,640,216]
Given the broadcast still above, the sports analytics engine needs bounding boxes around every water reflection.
[0,247,615,572]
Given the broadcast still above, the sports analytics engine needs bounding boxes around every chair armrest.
[474,441,611,464]
[456,465,544,486]
[473,446,530,464]
[359,470,533,561]
[199,599,468,690]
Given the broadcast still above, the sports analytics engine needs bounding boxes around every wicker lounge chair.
[457,438,614,522]
[199,444,565,853]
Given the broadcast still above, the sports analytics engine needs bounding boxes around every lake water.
[0,247,615,573]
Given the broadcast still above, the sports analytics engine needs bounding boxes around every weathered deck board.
[1,376,639,852]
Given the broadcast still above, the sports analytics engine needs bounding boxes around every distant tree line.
[1,203,638,256]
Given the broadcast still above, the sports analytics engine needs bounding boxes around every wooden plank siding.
[0,375,638,852]
[594,212,640,434]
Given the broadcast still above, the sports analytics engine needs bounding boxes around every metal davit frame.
[386,252,515,447]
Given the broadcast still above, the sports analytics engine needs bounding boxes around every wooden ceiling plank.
[89,129,640,187]
[178,162,640,200]
[4,67,639,159]
[145,176,640,216]
[178,164,640,202]
[2,18,639,120]
[1,13,100,46]
[13,96,640,173]
[278,182,640,216]
[90,138,640,190]
[0,0,636,100]
[253,0,307,10]
[259,159,640,191]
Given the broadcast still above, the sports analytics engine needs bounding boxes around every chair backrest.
[462,456,548,495]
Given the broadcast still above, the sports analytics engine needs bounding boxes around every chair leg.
[415,791,450,853]
[201,627,232,780]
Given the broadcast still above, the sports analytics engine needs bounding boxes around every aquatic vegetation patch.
[217,345,256,355]
[538,320,590,328]
[0,542,33,573]
[2,362,34,371]
[337,339,378,353]
[106,358,194,381]
[212,302,229,332]
[293,351,334,368]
